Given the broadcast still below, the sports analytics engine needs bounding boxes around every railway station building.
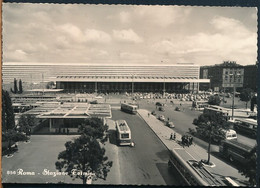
[3,63,209,93]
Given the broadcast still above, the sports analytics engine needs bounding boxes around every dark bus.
[121,103,138,114]
[168,148,225,186]
[219,140,255,163]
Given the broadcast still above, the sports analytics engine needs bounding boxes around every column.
[49,118,52,132]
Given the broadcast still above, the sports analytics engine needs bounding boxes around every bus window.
[121,133,129,138]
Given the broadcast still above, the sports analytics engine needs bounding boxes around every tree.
[17,114,36,136]
[55,117,112,184]
[56,135,112,184]
[238,146,256,186]
[193,112,230,165]
[2,90,15,132]
[78,117,108,144]
[240,88,253,109]
[208,95,221,105]
[11,78,18,94]
[18,79,23,94]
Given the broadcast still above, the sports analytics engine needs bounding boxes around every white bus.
[192,101,209,111]
[233,118,257,138]
[115,120,132,146]
[121,103,138,114]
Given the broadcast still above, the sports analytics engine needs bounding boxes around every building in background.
[200,61,246,92]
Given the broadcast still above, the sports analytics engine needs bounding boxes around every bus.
[212,129,237,143]
[219,140,255,163]
[203,106,231,121]
[115,120,132,146]
[192,101,209,111]
[233,118,257,138]
[168,148,226,186]
[121,103,138,114]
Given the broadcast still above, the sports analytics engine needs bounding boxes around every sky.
[3,3,257,66]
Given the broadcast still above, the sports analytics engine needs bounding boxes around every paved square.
[2,135,82,184]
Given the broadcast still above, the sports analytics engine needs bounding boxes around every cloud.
[84,29,111,43]
[57,23,83,43]
[119,11,131,24]
[151,15,257,65]
[134,6,191,27]
[113,29,143,43]
[119,52,148,62]
[210,16,250,37]
[5,49,28,62]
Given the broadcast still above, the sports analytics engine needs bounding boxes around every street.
[137,99,256,148]
[109,109,177,185]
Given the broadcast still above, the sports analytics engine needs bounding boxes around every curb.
[137,110,179,152]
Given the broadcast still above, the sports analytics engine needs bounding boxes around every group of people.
[181,135,193,147]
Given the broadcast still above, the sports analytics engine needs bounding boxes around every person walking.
[173,133,176,141]
[170,133,173,140]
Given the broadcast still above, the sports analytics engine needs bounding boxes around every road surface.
[109,109,178,185]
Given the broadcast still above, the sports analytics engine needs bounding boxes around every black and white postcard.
[1,3,258,186]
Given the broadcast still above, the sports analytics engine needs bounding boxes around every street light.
[163,75,165,99]
[229,73,240,120]
[131,74,135,99]
[206,121,212,165]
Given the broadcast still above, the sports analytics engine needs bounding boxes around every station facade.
[3,63,209,93]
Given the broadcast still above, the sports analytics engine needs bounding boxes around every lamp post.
[163,75,165,99]
[208,75,213,91]
[229,72,240,120]
[206,121,212,164]
[95,76,98,94]
[132,74,134,99]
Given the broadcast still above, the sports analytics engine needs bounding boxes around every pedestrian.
[167,117,170,122]
[173,133,176,141]
[180,103,182,106]
[170,133,173,140]
[148,113,150,117]
[190,136,193,145]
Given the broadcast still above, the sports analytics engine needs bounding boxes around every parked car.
[158,115,165,121]
[166,121,175,128]
[155,102,163,106]
[90,100,98,104]
[175,107,181,111]
[158,106,165,111]
[151,111,156,116]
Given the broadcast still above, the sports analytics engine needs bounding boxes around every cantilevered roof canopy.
[25,103,112,119]
[54,76,210,83]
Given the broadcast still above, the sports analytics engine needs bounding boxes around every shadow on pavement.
[155,150,170,161]
[156,162,184,186]
[107,129,117,146]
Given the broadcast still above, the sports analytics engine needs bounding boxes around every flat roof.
[235,118,257,125]
[26,89,64,92]
[55,77,210,83]
[24,102,111,119]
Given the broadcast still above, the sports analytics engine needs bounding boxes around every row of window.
[170,156,198,185]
